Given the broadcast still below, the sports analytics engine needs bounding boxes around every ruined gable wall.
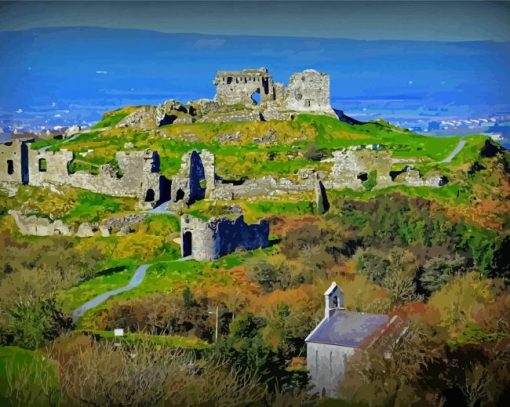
[0,140,24,183]
[328,149,393,190]
[285,70,334,114]
[170,150,215,205]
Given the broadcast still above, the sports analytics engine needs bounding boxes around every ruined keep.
[213,67,336,117]
[180,214,270,261]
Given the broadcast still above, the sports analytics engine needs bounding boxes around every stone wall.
[212,67,336,118]
[170,150,215,206]
[211,175,315,200]
[306,342,355,398]
[327,148,445,190]
[285,70,334,114]
[27,147,163,207]
[214,68,277,106]
[10,210,75,236]
[0,139,30,184]
[180,214,270,261]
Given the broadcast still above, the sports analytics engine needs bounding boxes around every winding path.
[440,140,467,163]
[71,264,150,321]
[71,200,186,322]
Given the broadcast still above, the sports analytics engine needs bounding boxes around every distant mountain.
[0,27,509,124]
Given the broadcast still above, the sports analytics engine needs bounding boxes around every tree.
[6,297,72,350]
[355,248,390,285]
[420,254,466,293]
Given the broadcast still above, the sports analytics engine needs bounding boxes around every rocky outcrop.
[10,210,74,236]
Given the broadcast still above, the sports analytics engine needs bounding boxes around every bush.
[6,298,73,349]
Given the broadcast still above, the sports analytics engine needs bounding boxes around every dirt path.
[440,140,467,163]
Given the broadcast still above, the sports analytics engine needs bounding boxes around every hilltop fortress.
[0,67,448,258]
[115,68,337,128]
[213,68,335,117]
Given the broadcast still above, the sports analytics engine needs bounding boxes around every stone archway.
[144,188,155,202]
[175,188,185,202]
[182,231,192,257]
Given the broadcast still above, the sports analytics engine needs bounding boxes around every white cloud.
[16,108,23,113]
[96,70,108,75]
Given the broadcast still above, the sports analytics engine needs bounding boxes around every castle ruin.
[214,67,335,116]
[181,214,270,261]
[0,139,168,208]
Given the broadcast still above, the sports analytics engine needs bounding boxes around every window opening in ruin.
[175,188,185,202]
[305,99,311,107]
[183,231,192,257]
[7,160,14,175]
[227,77,233,84]
[39,158,47,172]
[159,114,178,126]
[251,89,261,105]
[293,89,303,101]
[145,189,155,202]
[357,172,368,182]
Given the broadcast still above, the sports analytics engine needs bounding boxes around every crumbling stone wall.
[285,70,333,114]
[213,67,336,117]
[326,148,445,190]
[180,214,270,261]
[10,210,75,236]
[211,176,315,200]
[214,68,277,106]
[0,139,30,184]
[170,150,215,206]
[27,147,163,207]
[328,149,393,190]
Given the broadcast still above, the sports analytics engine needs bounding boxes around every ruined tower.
[214,68,277,106]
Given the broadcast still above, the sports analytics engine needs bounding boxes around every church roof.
[305,310,390,348]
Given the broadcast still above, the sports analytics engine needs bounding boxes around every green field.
[0,346,59,407]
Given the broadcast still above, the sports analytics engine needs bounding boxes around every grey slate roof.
[305,310,390,348]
